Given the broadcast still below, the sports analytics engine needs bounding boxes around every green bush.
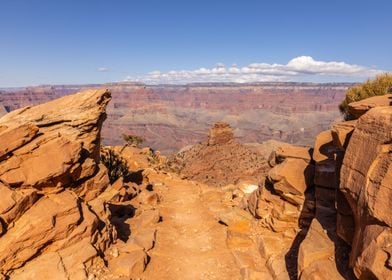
[100,148,129,183]
[339,73,392,120]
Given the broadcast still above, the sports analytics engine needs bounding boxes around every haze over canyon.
[0,82,349,154]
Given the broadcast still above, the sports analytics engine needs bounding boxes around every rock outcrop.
[0,89,116,279]
[347,94,392,119]
[340,106,392,279]
[167,122,269,187]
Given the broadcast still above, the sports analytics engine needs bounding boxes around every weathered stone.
[0,88,111,189]
[298,219,334,273]
[313,160,337,189]
[0,123,39,160]
[331,120,356,151]
[299,260,344,280]
[108,249,148,277]
[274,144,312,163]
[208,122,234,145]
[74,164,110,201]
[0,191,89,272]
[268,158,314,205]
[10,239,98,280]
[312,130,336,163]
[348,94,392,119]
[340,106,392,278]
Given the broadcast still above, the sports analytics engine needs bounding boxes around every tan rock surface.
[268,158,314,205]
[274,144,312,163]
[0,89,115,278]
[348,93,392,119]
[0,88,111,188]
[341,106,392,279]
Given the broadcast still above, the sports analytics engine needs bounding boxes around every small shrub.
[101,148,129,183]
[339,73,392,120]
[122,133,144,148]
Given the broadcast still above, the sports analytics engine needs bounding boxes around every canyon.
[0,82,349,154]
[0,87,391,279]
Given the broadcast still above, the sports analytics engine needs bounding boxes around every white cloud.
[125,56,384,84]
[97,67,109,72]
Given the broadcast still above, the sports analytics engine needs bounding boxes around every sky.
[0,0,391,87]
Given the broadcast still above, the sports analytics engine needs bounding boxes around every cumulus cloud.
[126,56,384,84]
[97,67,109,72]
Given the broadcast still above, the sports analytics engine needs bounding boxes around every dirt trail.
[141,175,242,279]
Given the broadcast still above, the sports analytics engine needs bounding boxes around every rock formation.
[166,122,269,187]
[0,82,349,153]
[340,106,392,279]
[0,89,119,279]
[0,87,391,280]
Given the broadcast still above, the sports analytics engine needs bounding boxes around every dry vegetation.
[339,73,392,120]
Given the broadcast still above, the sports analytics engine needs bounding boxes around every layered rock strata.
[0,89,116,279]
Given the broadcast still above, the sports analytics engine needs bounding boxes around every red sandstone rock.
[167,122,269,187]
[348,94,392,119]
[0,83,348,154]
[341,106,392,279]
[0,89,116,278]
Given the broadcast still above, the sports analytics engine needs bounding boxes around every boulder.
[274,144,312,163]
[331,120,356,151]
[268,158,314,205]
[312,130,336,163]
[298,219,343,279]
[348,94,392,119]
[108,248,148,277]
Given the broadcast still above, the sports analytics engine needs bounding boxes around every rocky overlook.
[0,83,349,153]
[0,88,391,279]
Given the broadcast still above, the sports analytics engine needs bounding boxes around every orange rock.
[0,123,39,159]
[340,106,392,278]
[0,88,111,188]
[74,163,110,201]
[274,144,312,163]
[108,249,148,277]
[0,89,116,278]
[268,158,314,205]
[348,94,392,119]
[207,122,234,145]
[298,219,335,273]
[331,120,356,151]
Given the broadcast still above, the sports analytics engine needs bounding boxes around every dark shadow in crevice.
[218,220,228,227]
[146,184,154,191]
[124,169,144,185]
[108,204,136,242]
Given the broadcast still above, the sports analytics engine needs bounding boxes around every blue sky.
[0,0,391,86]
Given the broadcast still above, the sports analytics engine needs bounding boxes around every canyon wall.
[0,83,349,154]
